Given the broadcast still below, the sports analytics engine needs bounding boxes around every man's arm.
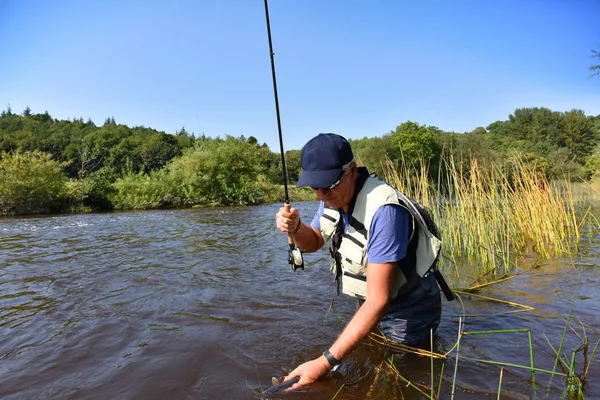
[328,261,395,358]
[275,206,324,252]
[283,261,396,388]
[291,219,325,252]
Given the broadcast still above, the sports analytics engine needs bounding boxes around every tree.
[0,150,67,215]
[284,149,301,184]
[166,135,265,205]
[390,121,441,167]
[23,106,32,117]
[559,110,597,162]
[175,127,195,149]
[591,46,600,77]
[487,120,509,136]
[349,135,395,176]
[139,132,182,173]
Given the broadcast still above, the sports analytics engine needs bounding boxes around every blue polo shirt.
[310,201,411,263]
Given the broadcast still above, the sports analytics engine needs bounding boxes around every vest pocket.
[337,237,365,266]
[342,271,367,299]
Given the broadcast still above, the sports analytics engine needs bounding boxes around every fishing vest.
[319,174,442,300]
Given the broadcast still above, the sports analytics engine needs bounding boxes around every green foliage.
[390,121,441,166]
[487,120,509,136]
[111,136,274,209]
[547,147,587,182]
[284,149,302,184]
[506,107,563,153]
[166,136,265,206]
[2,104,600,215]
[584,144,600,177]
[559,109,597,162]
[0,107,188,178]
[0,150,67,215]
[349,135,395,176]
[68,167,116,210]
[139,132,182,173]
[111,169,176,210]
[439,131,501,180]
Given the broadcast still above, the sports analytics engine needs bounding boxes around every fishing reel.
[288,243,304,271]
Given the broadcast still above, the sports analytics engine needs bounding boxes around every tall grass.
[384,154,585,282]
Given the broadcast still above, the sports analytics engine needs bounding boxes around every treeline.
[0,105,599,216]
[350,108,600,181]
[0,106,309,215]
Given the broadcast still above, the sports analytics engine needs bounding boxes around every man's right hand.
[276,206,300,233]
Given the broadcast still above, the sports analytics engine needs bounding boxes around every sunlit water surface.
[1,203,598,399]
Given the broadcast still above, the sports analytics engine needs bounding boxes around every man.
[275,133,443,388]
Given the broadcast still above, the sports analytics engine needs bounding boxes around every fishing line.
[263,0,304,271]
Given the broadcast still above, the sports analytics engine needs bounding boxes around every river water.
[1,203,598,399]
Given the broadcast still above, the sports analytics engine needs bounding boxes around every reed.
[383,154,587,283]
[497,368,504,400]
[359,288,598,400]
[326,155,598,399]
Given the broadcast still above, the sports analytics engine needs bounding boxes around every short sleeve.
[367,204,412,264]
[310,201,325,231]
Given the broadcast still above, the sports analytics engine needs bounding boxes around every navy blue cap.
[296,133,354,188]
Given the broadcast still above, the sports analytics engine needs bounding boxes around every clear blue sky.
[1,0,599,151]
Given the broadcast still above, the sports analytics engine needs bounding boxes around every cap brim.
[296,168,342,188]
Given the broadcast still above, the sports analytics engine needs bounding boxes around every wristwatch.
[323,349,341,371]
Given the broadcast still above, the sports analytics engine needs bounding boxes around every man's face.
[312,164,356,209]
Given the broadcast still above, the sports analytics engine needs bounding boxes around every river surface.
[1,203,599,399]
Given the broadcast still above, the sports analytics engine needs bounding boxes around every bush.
[167,136,266,206]
[110,169,182,210]
[0,151,67,215]
[68,167,116,210]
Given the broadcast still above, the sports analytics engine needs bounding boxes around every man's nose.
[315,188,329,198]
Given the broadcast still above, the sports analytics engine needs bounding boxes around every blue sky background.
[1,0,599,151]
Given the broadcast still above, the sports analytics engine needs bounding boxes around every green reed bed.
[323,157,600,399]
[383,155,587,281]
[342,289,599,400]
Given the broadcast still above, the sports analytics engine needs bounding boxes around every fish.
[260,376,301,396]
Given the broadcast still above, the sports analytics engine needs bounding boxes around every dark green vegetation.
[0,106,311,215]
[351,109,600,182]
[0,105,599,216]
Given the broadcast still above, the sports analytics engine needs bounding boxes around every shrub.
[68,167,116,210]
[0,150,67,215]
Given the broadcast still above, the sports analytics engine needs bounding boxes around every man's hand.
[276,206,300,233]
[283,355,331,390]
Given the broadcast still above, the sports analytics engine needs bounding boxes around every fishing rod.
[263,0,304,271]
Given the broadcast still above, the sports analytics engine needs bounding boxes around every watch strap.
[323,349,340,368]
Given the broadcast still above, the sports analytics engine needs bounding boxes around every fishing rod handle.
[283,202,294,245]
[284,202,304,271]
